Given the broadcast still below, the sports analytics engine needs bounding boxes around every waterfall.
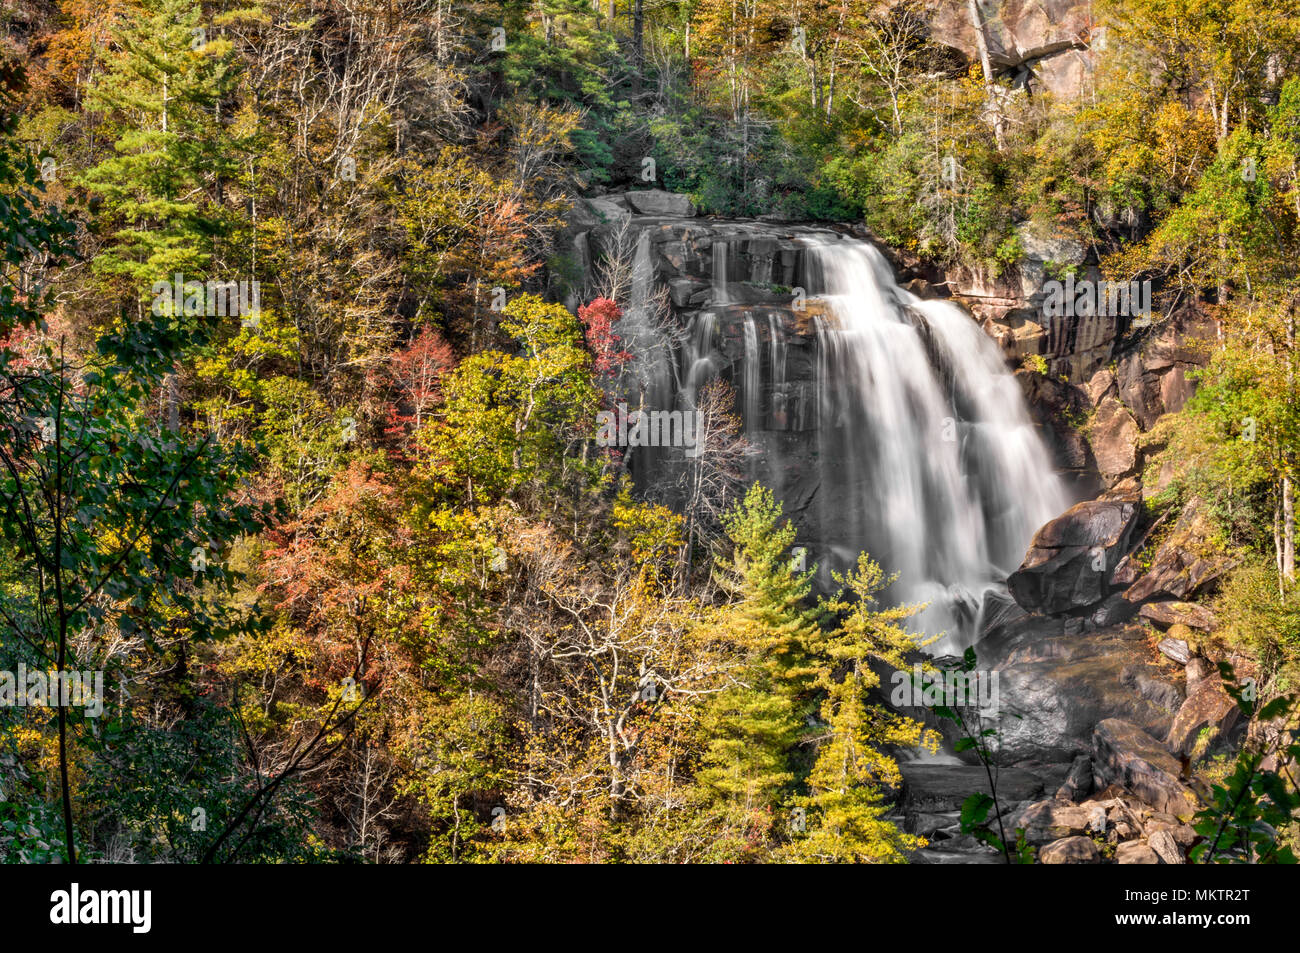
[711,241,730,303]
[682,310,718,405]
[742,313,760,429]
[805,238,1067,650]
[766,311,787,429]
[767,312,786,388]
[617,231,674,479]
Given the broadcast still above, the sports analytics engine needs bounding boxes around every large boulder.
[1167,671,1242,758]
[624,189,695,217]
[1147,828,1186,864]
[1006,798,1098,845]
[1089,396,1139,481]
[979,615,1180,762]
[1140,601,1217,631]
[1092,719,1197,819]
[583,195,631,225]
[1008,498,1141,614]
[1040,835,1101,864]
[1116,841,1160,864]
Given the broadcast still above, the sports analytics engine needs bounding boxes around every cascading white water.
[742,313,760,428]
[711,241,729,303]
[766,312,786,392]
[616,231,675,477]
[682,311,718,404]
[805,238,1067,651]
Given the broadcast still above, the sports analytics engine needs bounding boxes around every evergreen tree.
[695,485,820,853]
[784,554,935,863]
[78,0,245,309]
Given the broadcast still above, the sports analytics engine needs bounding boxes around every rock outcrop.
[1121,497,1236,610]
[1039,835,1101,863]
[1166,659,1243,758]
[929,0,1095,101]
[1089,397,1140,481]
[1092,719,1197,819]
[1007,498,1140,614]
[977,612,1177,762]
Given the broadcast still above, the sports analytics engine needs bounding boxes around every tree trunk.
[165,370,180,431]
[632,0,644,71]
[1284,474,1295,582]
[965,0,1005,150]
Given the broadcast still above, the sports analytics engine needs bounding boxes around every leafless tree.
[652,379,758,571]
[848,0,931,134]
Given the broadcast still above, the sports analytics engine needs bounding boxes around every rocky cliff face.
[928,0,1098,100]
[567,192,844,542]
[566,189,1216,519]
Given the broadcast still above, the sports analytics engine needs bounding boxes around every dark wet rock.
[1120,665,1184,714]
[1055,754,1094,801]
[900,764,1045,815]
[1092,719,1197,818]
[666,276,708,307]
[1008,498,1141,614]
[979,614,1179,761]
[1016,371,1098,493]
[909,811,961,838]
[1089,592,1141,627]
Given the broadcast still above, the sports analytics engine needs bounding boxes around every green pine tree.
[695,485,822,855]
[782,554,937,863]
[78,0,245,311]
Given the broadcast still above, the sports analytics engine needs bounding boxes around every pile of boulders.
[903,716,1203,863]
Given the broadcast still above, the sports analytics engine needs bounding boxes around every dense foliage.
[0,0,1297,863]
